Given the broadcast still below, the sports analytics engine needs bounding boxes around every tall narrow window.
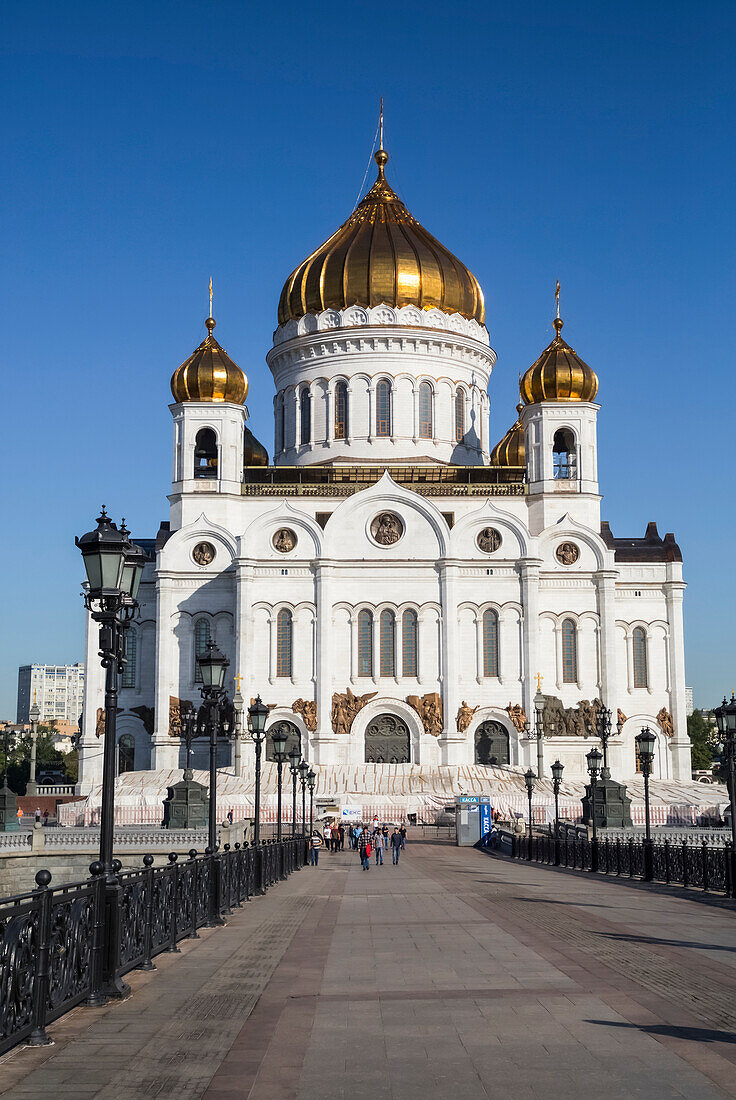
[276,609,293,677]
[632,627,648,688]
[118,734,135,774]
[418,382,433,439]
[402,609,418,677]
[358,610,373,677]
[376,380,391,436]
[194,428,218,479]
[122,629,137,689]
[561,618,578,683]
[482,610,499,677]
[278,397,285,453]
[455,388,465,442]
[194,619,211,682]
[379,611,395,677]
[300,388,311,445]
[553,429,576,480]
[334,381,348,440]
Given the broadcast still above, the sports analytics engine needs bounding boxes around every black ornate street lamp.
[299,759,309,836]
[715,694,736,897]
[288,745,300,837]
[586,746,602,872]
[596,706,613,780]
[195,640,230,926]
[524,768,535,859]
[248,696,268,848]
[27,702,40,797]
[271,727,289,846]
[307,767,316,836]
[179,702,198,777]
[635,726,656,881]
[76,507,146,999]
[551,759,564,865]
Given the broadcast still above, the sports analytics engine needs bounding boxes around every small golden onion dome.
[278,148,485,326]
[170,317,249,404]
[520,317,598,405]
[490,405,525,467]
[244,425,268,467]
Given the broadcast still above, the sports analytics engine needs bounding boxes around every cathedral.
[77,136,691,802]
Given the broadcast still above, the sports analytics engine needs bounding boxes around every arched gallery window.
[632,626,648,688]
[402,609,418,677]
[418,382,433,439]
[455,388,466,442]
[561,618,578,683]
[475,721,509,766]
[379,610,395,677]
[358,610,373,677]
[122,628,137,689]
[334,381,348,440]
[376,380,391,436]
[118,734,135,774]
[553,428,576,480]
[300,388,311,445]
[277,397,285,453]
[364,714,410,763]
[266,720,300,762]
[276,609,293,677]
[482,610,499,678]
[194,618,211,682]
[194,428,217,479]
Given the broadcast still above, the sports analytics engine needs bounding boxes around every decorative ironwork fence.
[0,837,307,1056]
[509,833,733,897]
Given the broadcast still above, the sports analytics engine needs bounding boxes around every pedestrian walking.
[359,837,371,870]
[400,824,407,850]
[34,808,41,823]
[390,827,402,864]
[42,809,49,826]
[309,831,322,866]
[338,824,345,850]
[374,832,383,864]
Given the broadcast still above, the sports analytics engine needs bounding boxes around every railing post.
[233,843,244,907]
[188,849,200,938]
[628,838,635,878]
[138,855,156,972]
[682,839,689,888]
[615,837,621,876]
[86,861,107,1006]
[167,853,181,953]
[726,841,735,899]
[664,839,671,884]
[702,840,709,893]
[28,869,53,1046]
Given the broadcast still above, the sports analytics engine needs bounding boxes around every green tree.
[687,709,714,771]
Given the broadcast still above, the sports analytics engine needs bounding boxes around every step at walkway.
[1,842,734,1099]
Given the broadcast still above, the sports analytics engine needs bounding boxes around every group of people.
[308,821,407,869]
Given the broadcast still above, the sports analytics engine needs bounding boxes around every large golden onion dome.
[520,315,598,405]
[171,317,248,404]
[490,405,525,467]
[244,425,268,467]
[278,147,485,326]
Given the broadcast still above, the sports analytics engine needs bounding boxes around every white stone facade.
[77,307,691,795]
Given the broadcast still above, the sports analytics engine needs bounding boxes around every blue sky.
[2,1,734,718]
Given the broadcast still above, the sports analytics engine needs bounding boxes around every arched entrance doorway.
[266,720,301,762]
[475,721,510,766]
[364,714,410,763]
[118,734,135,774]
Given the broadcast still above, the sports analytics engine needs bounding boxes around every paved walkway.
[1,841,735,1099]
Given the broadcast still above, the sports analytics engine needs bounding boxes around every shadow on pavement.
[594,931,736,953]
[586,1020,736,1044]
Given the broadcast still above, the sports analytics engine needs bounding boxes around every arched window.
[418,382,433,439]
[194,619,211,682]
[358,610,373,677]
[475,721,510,766]
[118,734,135,774]
[365,714,410,763]
[266,720,300,762]
[300,388,311,445]
[276,609,293,677]
[376,380,391,436]
[632,627,648,688]
[455,389,466,442]
[402,609,418,677]
[482,610,499,678]
[334,381,348,440]
[277,397,285,454]
[553,429,576,480]
[122,629,137,689]
[379,610,395,677]
[561,618,578,683]
[194,428,218,479]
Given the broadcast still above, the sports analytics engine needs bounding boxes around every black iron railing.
[508,833,734,896]
[0,837,307,1055]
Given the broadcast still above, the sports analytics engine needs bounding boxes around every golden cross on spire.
[233,673,243,692]
[555,279,560,320]
[534,672,544,692]
[379,96,384,150]
[208,276,213,319]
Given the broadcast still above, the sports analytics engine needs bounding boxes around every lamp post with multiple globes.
[550,759,564,865]
[524,769,535,859]
[714,694,736,897]
[635,727,656,881]
[586,746,602,872]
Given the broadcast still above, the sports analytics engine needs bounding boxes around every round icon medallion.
[192,541,216,566]
[272,528,297,553]
[370,512,404,546]
[555,541,580,566]
[476,527,502,553]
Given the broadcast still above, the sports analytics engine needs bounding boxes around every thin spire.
[379,96,384,151]
[374,96,389,180]
[553,278,564,336]
[555,278,560,319]
[206,277,216,334]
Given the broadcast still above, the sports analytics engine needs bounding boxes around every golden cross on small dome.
[374,96,388,178]
[535,672,544,692]
[206,277,215,334]
[233,674,243,692]
[553,279,564,336]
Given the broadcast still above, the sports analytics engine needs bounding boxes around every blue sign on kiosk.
[456,794,494,845]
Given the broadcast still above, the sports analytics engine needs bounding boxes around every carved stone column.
[518,559,542,768]
[313,562,336,764]
[152,573,179,771]
[595,570,618,712]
